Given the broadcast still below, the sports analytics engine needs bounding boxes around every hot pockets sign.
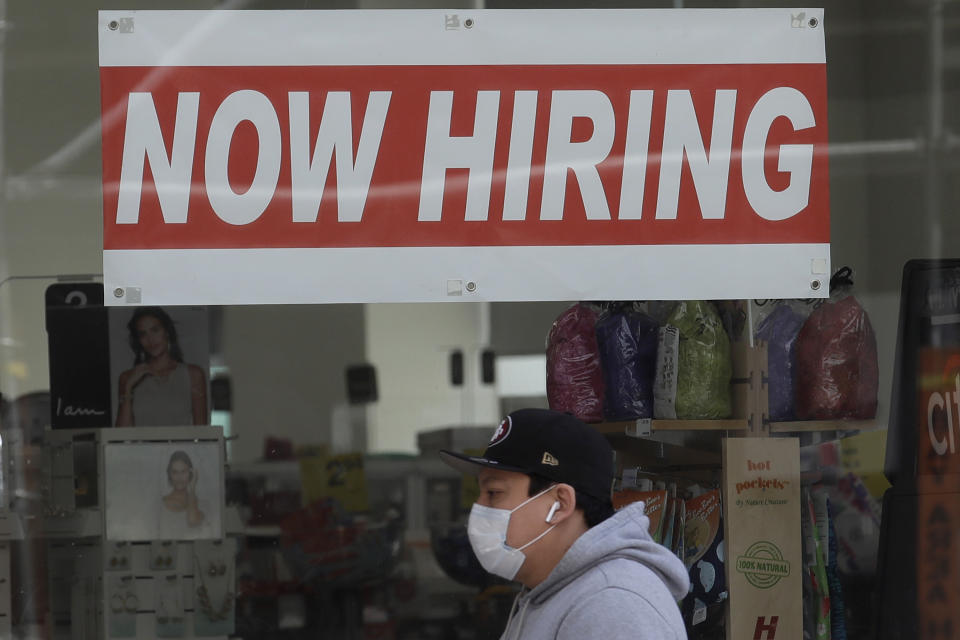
[99,9,830,305]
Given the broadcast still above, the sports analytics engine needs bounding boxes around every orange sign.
[916,348,960,636]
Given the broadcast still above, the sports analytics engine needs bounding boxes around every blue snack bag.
[756,304,806,422]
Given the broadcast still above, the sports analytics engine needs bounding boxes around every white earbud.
[545,501,561,523]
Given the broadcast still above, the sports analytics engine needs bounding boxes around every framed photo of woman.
[108,306,210,427]
[104,441,223,541]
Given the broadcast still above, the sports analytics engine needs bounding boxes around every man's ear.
[549,483,578,524]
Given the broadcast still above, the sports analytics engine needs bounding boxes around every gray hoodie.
[500,501,690,640]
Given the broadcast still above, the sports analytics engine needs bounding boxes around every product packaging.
[612,489,669,543]
[831,472,882,576]
[795,268,878,420]
[803,490,831,640]
[756,303,806,422]
[654,325,681,419]
[823,495,848,640]
[595,305,659,421]
[671,497,686,561]
[661,485,677,550]
[546,303,605,423]
[801,488,817,639]
[682,490,727,630]
[664,301,733,419]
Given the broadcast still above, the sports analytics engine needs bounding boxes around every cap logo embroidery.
[488,416,512,447]
[541,452,559,466]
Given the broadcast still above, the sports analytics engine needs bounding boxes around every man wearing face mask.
[440,408,689,639]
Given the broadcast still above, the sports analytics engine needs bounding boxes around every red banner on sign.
[100,64,829,251]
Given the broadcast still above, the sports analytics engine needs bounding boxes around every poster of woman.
[160,449,210,538]
[104,441,223,541]
[109,306,210,427]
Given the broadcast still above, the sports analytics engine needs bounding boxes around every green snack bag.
[665,301,733,419]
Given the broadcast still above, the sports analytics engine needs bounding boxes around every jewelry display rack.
[36,426,236,640]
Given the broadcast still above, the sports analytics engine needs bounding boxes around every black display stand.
[876,259,960,639]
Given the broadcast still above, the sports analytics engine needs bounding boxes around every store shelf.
[655,419,748,431]
[768,420,877,434]
[0,510,104,540]
[594,419,749,437]
[243,525,283,538]
[40,510,103,539]
[596,417,872,438]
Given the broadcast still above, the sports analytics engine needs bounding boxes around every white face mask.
[467,485,560,581]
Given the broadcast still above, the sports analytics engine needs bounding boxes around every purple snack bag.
[756,304,805,422]
[596,309,659,421]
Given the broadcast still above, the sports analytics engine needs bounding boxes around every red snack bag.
[546,303,605,423]
[795,294,878,420]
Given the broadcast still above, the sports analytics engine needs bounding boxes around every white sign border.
[99,9,826,67]
[104,244,830,306]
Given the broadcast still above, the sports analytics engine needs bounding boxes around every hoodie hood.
[528,501,690,605]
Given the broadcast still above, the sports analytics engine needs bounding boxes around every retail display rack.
[0,426,238,640]
[592,340,878,441]
[590,338,877,638]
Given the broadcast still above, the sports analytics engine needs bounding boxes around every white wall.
[366,302,498,453]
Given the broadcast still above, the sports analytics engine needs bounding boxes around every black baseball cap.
[439,408,614,502]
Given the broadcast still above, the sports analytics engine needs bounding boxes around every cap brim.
[438,450,530,476]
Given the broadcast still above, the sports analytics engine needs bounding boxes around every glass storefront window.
[0,1,958,639]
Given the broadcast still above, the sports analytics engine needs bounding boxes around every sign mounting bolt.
[113,288,124,298]
[810,280,821,291]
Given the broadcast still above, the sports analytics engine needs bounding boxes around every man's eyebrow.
[478,476,504,489]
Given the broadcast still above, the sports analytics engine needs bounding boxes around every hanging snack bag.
[832,473,882,576]
[546,303,605,423]
[756,304,806,422]
[801,488,818,639]
[595,306,659,421]
[612,489,669,544]
[795,269,879,420]
[666,301,733,419]
[682,489,727,630]
[661,489,677,551]
[803,490,831,640]
[671,497,686,561]
[821,493,848,640]
[653,325,681,420]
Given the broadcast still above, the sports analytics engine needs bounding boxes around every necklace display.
[193,547,234,623]
[195,583,234,622]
